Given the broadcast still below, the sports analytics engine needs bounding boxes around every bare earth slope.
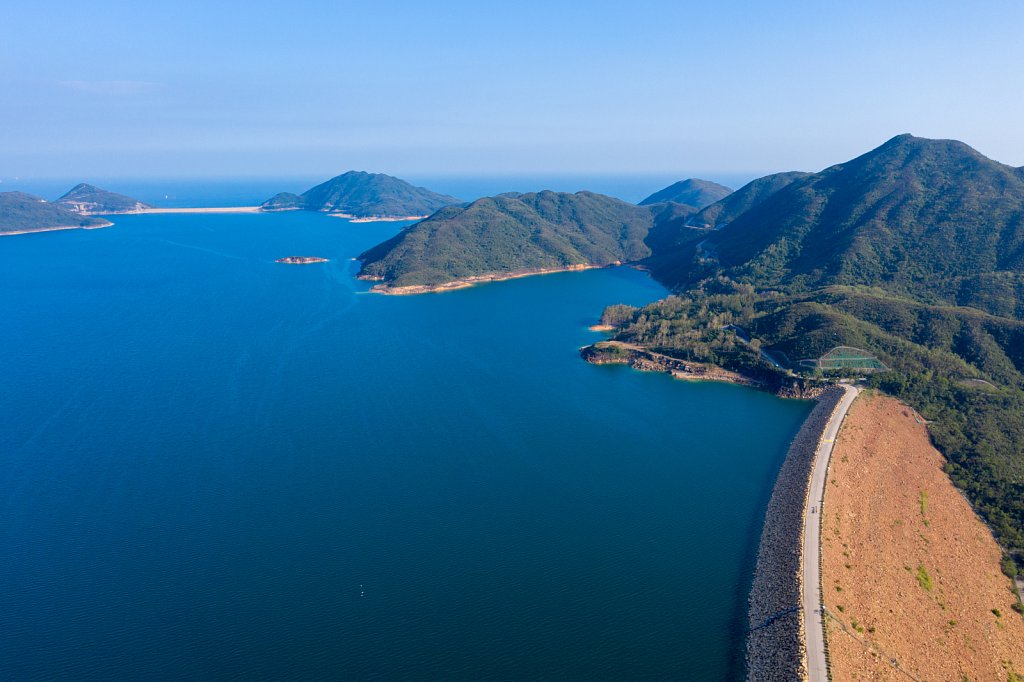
[823,392,1024,681]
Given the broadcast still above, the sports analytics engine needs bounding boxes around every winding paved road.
[803,384,860,681]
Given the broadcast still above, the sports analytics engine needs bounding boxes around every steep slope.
[690,171,811,229]
[639,178,732,209]
[55,183,151,214]
[701,135,1024,307]
[259,192,304,211]
[1,192,112,234]
[260,171,461,218]
[358,191,659,290]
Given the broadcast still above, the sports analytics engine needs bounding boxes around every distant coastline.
[330,214,427,223]
[359,263,598,295]
[133,207,262,214]
[1,220,114,236]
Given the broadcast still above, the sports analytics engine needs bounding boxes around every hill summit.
[55,183,152,215]
[260,171,461,218]
[638,178,732,209]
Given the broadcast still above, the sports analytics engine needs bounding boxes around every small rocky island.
[276,256,329,264]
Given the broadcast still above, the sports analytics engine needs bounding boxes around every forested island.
[356,134,1024,574]
[260,171,461,218]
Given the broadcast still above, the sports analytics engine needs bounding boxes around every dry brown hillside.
[822,392,1024,681]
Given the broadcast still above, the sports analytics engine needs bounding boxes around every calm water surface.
[0,211,810,679]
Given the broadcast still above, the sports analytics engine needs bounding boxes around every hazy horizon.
[3,1,1023,179]
[0,171,766,206]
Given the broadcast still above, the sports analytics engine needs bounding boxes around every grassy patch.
[916,564,934,591]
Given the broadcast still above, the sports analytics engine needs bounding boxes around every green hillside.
[699,135,1024,308]
[638,178,732,209]
[358,191,660,288]
[260,171,461,218]
[690,171,811,229]
[1,192,112,234]
[592,135,1024,571]
[55,183,151,214]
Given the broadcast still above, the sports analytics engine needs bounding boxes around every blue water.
[0,211,811,679]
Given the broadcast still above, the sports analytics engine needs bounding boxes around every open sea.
[0,199,810,679]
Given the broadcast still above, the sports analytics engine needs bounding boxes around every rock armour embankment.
[747,386,845,681]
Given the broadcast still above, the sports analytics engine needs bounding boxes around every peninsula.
[55,183,152,214]
[356,190,689,293]
[0,191,112,235]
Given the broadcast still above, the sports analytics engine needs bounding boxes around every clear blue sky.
[2,0,1022,179]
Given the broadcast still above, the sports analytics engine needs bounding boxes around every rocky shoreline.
[0,220,114,236]
[276,256,329,264]
[580,341,827,399]
[360,264,598,295]
[746,386,845,681]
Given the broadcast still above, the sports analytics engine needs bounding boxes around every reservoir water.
[0,210,811,679]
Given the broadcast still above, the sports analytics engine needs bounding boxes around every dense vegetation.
[671,135,1024,308]
[689,171,811,229]
[602,280,1024,569]
[55,183,151,214]
[260,171,461,218]
[354,134,1024,570]
[638,178,732,209]
[594,135,1024,571]
[358,191,665,287]
[0,191,111,233]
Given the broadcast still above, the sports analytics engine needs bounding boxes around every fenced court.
[799,346,888,372]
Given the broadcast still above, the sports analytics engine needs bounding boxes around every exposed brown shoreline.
[330,213,427,223]
[134,207,261,214]
[1,220,114,236]
[360,264,599,295]
[580,339,825,398]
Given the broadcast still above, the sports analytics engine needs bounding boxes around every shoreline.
[132,206,261,214]
[329,213,427,223]
[579,340,826,398]
[361,264,600,295]
[1,220,114,236]
[583,337,851,679]
[745,386,846,681]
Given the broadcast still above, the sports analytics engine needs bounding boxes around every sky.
[2,0,1023,181]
